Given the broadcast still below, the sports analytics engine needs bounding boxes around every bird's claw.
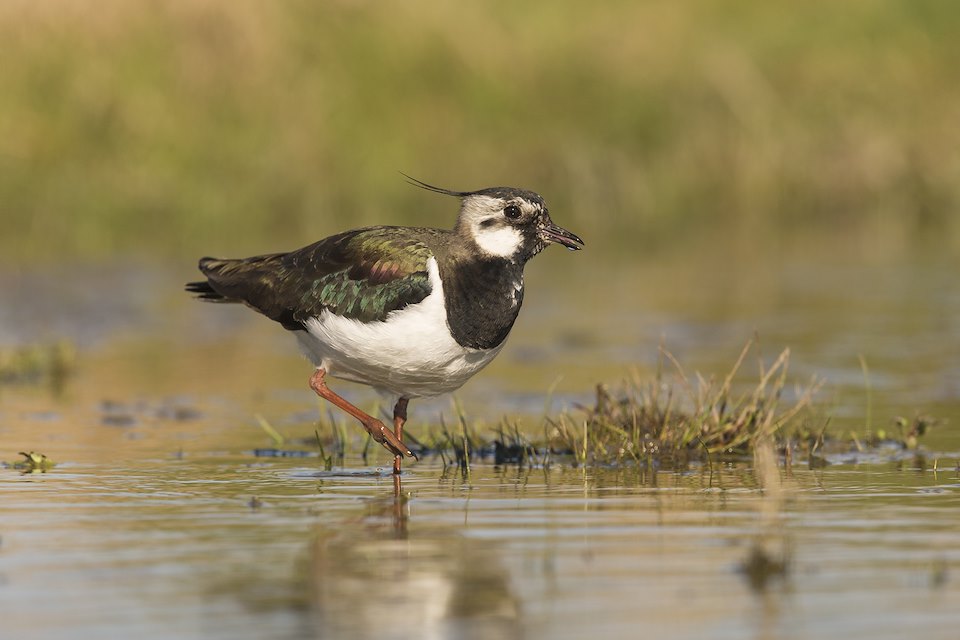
[371,421,416,459]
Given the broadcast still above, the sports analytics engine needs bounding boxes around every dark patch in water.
[252,448,316,458]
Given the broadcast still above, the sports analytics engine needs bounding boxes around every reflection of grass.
[3,2,960,262]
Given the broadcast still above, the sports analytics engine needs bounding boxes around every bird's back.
[186,226,443,329]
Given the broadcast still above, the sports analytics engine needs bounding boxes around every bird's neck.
[434,250,526,351]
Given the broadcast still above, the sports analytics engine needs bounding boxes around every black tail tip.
[185,280,225,301]
[185,280,212,293]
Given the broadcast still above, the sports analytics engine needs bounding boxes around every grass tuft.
[548,340,822,468]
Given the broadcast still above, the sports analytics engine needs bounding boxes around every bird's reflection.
[308,475,521,640]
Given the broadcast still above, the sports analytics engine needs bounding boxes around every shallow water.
[2,448,959,640]
[1,248,960,638]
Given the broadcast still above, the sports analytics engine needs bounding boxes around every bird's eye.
[503,204,522,220]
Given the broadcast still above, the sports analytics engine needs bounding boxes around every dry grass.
[405,339,835,471]
[547,339,822,468]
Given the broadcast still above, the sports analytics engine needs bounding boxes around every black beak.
[540,221,584,251]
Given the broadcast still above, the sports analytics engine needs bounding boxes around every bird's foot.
[362,417,417,461]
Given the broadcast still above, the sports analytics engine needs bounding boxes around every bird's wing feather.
[194,227,434,328]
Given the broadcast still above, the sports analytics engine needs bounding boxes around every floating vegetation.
[882,414,938,451]
[4,451,56,473]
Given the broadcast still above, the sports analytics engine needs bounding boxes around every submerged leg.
[309,369,415,461]
[392,397,409,475]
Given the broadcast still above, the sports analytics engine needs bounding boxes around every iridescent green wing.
[285,227,434,324]
[195,227,434,328]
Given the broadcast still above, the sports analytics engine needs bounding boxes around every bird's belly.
[296,294,504,398]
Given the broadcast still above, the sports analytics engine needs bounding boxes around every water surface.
[1,249,959,639]
[3,445,958,640]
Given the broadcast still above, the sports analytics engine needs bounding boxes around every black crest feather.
[399,173,545,208]
[399,173,468,198]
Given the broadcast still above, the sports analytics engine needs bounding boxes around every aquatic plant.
[547,340,822,467]
[3,451,56,473]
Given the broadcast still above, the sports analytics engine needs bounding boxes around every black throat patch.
[437,256,525,350]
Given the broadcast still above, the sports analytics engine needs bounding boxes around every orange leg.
[392,397,409,475]
[309,369,415,461]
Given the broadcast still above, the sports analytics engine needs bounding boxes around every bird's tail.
[184,278,229,302]
[185,254,288,305]
[185,256,254,303]
[184,258,234,302]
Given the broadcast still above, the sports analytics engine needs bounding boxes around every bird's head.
[404,176,584,262]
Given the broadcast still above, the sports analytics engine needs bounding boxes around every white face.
[460,195,539,259]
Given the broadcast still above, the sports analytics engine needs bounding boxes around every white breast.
[296,257,505,399]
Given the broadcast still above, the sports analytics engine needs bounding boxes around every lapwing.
[186,177,584,474]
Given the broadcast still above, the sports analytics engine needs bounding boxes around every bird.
[186,177,584,474]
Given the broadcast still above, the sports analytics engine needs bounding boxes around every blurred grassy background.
[2,0,959,264]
